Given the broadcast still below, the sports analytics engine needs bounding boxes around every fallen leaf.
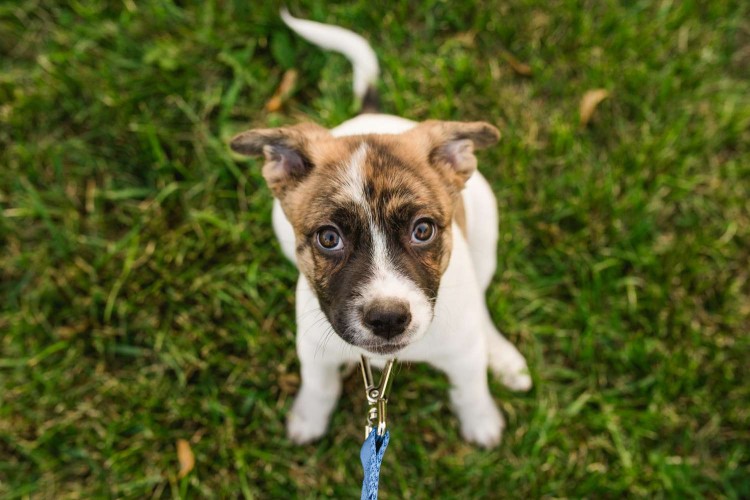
[579,89,610,126]
[278,372,300,394]
[176,439,195,478]
[265,69,298,112]
[454,31,477,46]
[501,51,533,76]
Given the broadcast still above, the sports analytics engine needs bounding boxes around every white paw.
[457,402,505,449]
[286,410,328,444]
[500,370,533,392]
[489,347,533,392]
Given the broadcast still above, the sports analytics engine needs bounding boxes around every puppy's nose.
[363,299,411,339]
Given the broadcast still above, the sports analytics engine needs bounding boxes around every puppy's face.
[231,121,499,354]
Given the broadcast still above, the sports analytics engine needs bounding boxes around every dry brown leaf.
[579,89,610,126]
[454,31,477,46]
[265,69,298,112]
[176,438,195,478]
[502,51,533,76]
[278,372,300,394]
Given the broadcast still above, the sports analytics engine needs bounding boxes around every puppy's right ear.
[403,120,500,192]
[230,123,330,197]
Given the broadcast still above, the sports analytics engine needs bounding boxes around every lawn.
[1,0,749,497]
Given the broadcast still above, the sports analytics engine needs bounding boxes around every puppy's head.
[231,120,499,354]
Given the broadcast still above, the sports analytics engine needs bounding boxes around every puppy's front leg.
[287,359,341,444]
[287,276,344,444]
[434,348,504,448]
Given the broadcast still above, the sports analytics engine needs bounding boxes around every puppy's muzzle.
[362,298,411,340]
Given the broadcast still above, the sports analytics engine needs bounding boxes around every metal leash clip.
[359,355,396,438]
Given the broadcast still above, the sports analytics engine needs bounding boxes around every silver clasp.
[359,355,396,438]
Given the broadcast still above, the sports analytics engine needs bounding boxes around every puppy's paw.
[489,346,533,392]
[286,411,328,444]
[457,403,505,449]
[500,370,533,392]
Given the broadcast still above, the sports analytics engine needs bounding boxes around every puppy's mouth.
[335,318,429,355]
[329,320,416,354]
[356,340,411,355]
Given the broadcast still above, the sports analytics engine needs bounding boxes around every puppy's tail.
[280,8,380,114]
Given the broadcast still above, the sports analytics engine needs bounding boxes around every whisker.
[316,326,336,359]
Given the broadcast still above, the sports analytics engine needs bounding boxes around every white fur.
[331,113,416,136]
[272,200,297,264]
[335,143,369,206]
[280,114,531,447]
[281,9,378,101]
[463,172,499,292]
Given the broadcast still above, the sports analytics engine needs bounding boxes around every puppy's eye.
[411,219,436,244]
[316,227,343,251]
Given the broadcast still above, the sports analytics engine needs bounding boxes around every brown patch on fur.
[454,195,467,237]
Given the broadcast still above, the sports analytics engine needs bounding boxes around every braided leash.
[359,356,396,500]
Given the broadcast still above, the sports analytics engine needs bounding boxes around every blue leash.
[360,428,390,500]
[359,356,396,500]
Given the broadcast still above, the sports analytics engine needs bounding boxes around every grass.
[1,0,749,497]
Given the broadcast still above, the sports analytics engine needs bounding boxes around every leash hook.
[359,355,396,438]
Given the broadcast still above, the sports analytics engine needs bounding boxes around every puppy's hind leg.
[484,313,532,392]
[433,342,506,449]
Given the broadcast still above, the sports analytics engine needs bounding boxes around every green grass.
[2,0,749,497]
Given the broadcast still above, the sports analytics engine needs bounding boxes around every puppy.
[230,10,532,448]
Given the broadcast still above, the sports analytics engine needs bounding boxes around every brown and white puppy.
[230,10,531,448]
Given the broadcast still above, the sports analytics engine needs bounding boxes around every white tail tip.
[280,8,379,102]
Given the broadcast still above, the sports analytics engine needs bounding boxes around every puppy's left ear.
[409,120,500,189]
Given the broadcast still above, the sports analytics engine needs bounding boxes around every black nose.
[363,299,411,339]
